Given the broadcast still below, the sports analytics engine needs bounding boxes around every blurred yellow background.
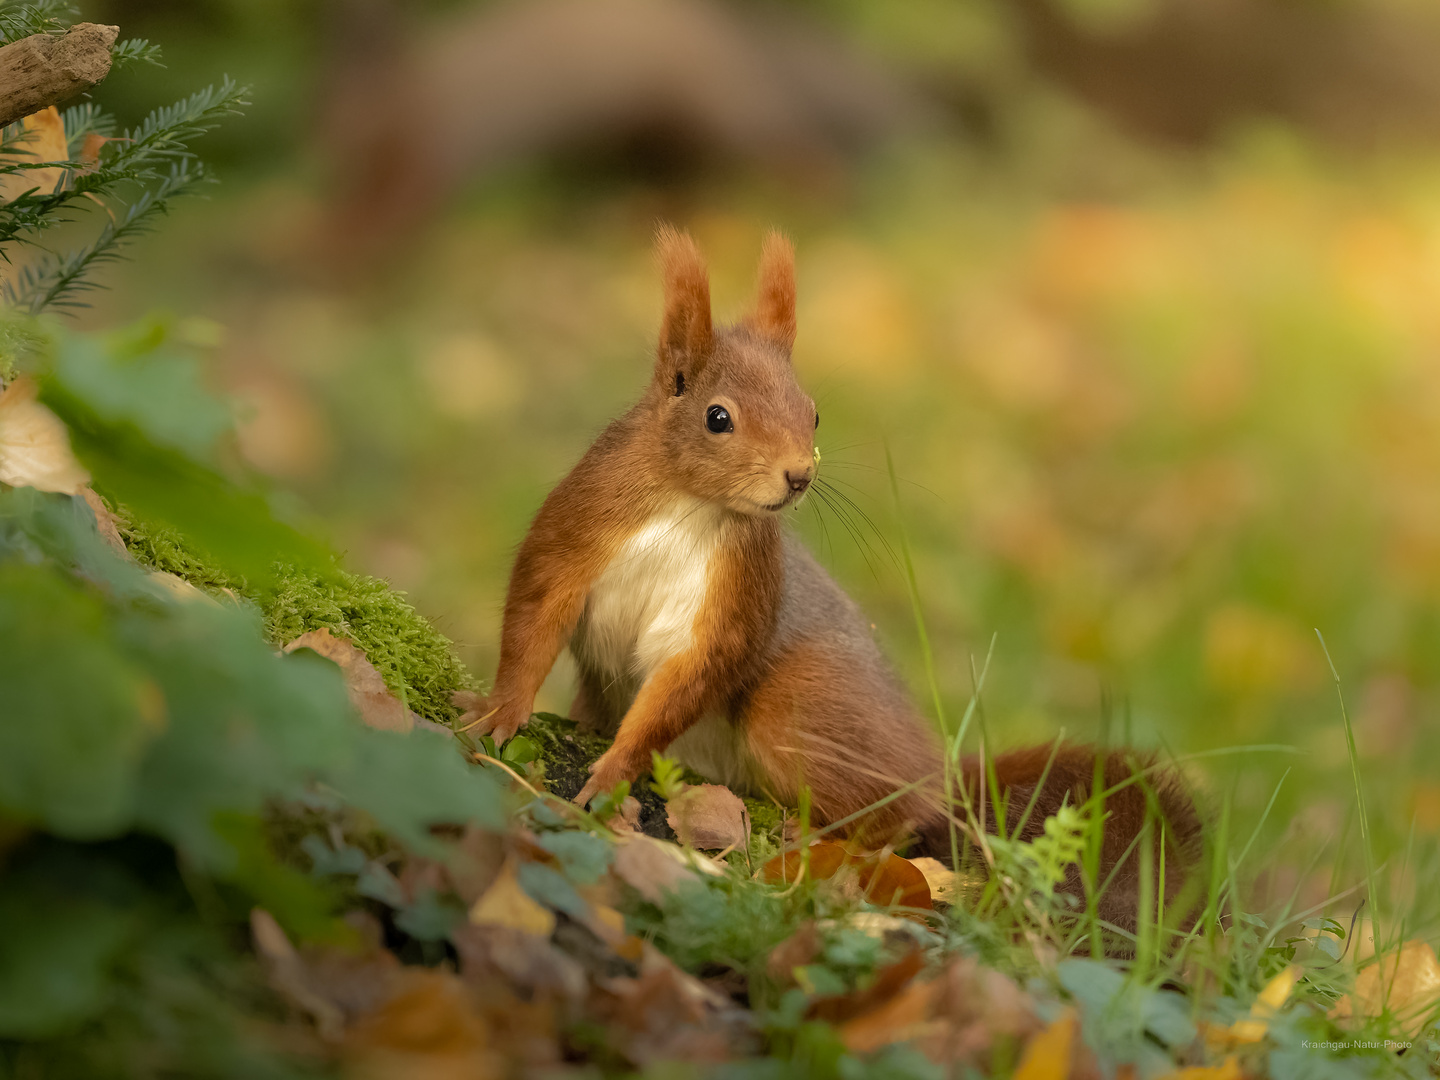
[72,0,1440,903]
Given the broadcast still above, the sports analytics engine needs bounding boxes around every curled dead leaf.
[344,969,504,1080]
[609,834,715,905]
[666,783,749,850]
[250,908,346,1041]
[761,840,932,911]
[840,977,943,1054]
[284,627,411,733]
[808,949,927,1027]
[78,487,128,554]
[0,376,89,494]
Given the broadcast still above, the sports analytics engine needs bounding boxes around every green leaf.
[42,370,331,585]
[397,890,465,942]
[501,734,539,764]
[0,859,141,1039]
[536,830,613,885]
[329,728,507,855]
[517,861,589,919]
[51,328,232,460]
[590,780,631,821]
[0,562,156,837]
[649,750,687,801]
[300,834,366,877]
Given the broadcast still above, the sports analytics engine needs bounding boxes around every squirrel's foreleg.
[483,526,601,744]
[573,649,714,806]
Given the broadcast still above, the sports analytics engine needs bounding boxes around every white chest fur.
[575,496,727,684]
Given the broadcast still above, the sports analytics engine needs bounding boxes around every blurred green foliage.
[0,321,505,1072]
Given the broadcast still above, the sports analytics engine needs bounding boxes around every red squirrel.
[461,226,1201,930]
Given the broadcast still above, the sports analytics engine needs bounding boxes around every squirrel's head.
[648,225,817,516]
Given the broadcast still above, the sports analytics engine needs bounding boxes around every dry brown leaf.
[840,977,944,1054]
[148,570,220,606]
[250,908,346,1041]
[284,627,411,733]
[0,107,68,202]
[445,825,505,905]
[609,834,703,904]
[344,969,504,1080]
[1013,1007,1077,1080]
[613,795,642,833]
[79,487,128,554]
[0,376,89,494]
[666,783,749,850]
[453,922,587,1004]
[810,950,926,1024]
[766,921,820,986]
[1331,938,1440,1039]
[591,945,757,1065]
[469,858,555,937]
[761,840,932,911]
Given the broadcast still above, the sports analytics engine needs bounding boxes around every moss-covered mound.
[117,505,791,854]
[118,512,475,724]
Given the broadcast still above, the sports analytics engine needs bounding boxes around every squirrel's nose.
[785,469,812,493]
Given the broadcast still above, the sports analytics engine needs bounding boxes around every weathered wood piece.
[0,23,117,130]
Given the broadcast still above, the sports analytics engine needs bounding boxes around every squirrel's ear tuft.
[745,230,796,353]
[655,224,712,382]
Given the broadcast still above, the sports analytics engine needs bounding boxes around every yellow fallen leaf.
[0,376,89,494]
[1330,939,1440,1040]
[468,859,554,937]
[0,107,68,202]
[910,856,957,903]
[1222,964,1299,1044]
[1157,1057,1242,1080]
[1013,1007,1075,1080]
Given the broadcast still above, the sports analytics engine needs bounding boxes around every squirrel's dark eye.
[814,411,820,430]
[675,372,685,396]
[705,404,733,434]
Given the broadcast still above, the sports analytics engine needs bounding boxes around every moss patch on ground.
[117,510,475,724]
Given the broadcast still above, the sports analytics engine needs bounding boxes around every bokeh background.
[71,0,1440,912]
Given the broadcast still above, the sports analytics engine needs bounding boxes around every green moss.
[259,567,475,724]
[116,510,475,724]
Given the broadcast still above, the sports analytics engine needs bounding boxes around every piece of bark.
[0,24,118,130]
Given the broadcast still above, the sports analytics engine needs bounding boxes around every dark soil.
[525,712,676,840]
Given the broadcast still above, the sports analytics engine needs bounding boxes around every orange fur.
[473,225,1203,937]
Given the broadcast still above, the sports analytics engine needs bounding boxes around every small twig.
[471,751,541,796]
[456,706,499,734]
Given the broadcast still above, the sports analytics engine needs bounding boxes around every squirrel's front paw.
[453,693,528,745]
[572,748,638,807]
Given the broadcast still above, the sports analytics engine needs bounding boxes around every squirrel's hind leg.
[740,642,943,847]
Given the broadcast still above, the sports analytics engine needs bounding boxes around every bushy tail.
[915,743,1205,939]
